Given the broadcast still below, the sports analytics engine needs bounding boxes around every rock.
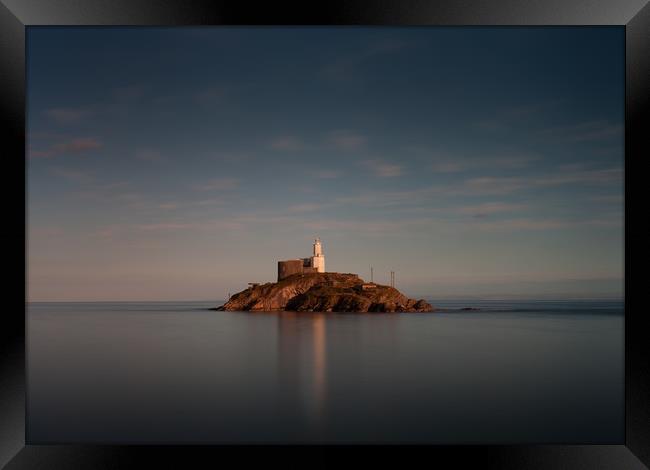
[213,272,434,313]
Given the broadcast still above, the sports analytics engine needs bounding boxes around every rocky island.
[213,272,433,313]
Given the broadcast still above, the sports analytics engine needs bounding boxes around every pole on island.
[371,266,373,283]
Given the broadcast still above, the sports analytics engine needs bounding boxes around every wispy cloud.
[538,120,623,142]
[269,136,303,151]
[44,107,92,125]
[193,177,240,191]
[51,167,94,183]
[474,100,563,132]
[133,219,246,233]
[536,167,623,185]
[466,216,622,232]
[135,149,166,162]
[362,159,403,177]
[456,167,622,196]
[429,154,538,173]
[158,202,180,210]
[312,169,340,179]
[192,198,227,206]
[322,38,410,81]
[589,194,624,204]
[469,218,572,231]
[30,137,102,158]
[458,176,530,195]
[328,130,367,151]
[287,203,333,213]
[457,202,528,217]
[54,137,102,153]
[332,165,622,211]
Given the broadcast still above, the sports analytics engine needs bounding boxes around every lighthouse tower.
[311,238,325,273]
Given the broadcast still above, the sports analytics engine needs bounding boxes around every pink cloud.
[31,137,102,158]
[52,137,102,153]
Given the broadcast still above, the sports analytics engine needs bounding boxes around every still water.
[27,300,624,444]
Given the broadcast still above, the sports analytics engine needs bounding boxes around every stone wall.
[278,259,304,281]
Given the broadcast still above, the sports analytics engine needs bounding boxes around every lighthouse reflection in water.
[277,312,328,428]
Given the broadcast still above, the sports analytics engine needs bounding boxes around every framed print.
[1,0,647,468]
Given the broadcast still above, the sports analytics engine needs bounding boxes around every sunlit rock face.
[214,272,434,313]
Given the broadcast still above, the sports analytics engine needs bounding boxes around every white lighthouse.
[278,238,326,281]
[311,237,325,273]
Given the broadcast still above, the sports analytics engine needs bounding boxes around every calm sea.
[27,299,624,444]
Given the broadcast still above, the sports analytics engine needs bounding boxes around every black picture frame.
[1,1,647,468]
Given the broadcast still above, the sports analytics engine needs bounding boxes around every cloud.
[135,149,166,162]
[474,100,563,132]
[312,169,340,179]
[332,163,621,213]
[459,176,529,195]
[300,217,435,237]
[362,159,403,177]
[54,137,102,153]
[30,137,102,158]
[429,154,538,174]
[538,120,623,142]
[328,130,367,151]
[133,219,245,233]
[533,167,623,186]
[287,203,332,213]
[158,202,180,210]
[135,223,197,231]
[430,161,466,173]
[269,136,303,151]
[335,186,440,208]
[322,38,410,81]
[191,198,227,206]
[51,167,94,183]
[193,178,240,191]
[467,216,621,232]
[44,107,91,125]
[457,202,528,217]
[589,194,624,204]
[455,167,622,196]
[468,218,568,232]
[375,163,403,177]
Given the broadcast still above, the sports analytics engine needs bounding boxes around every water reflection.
[312,315,326,421]
[27,302,624,443]
[276,312,327,428]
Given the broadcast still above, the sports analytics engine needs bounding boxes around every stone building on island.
[278,238,326,281]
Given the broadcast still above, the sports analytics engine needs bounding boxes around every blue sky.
[27,27,624,301]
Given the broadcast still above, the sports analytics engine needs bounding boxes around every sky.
[27,27,624,301]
